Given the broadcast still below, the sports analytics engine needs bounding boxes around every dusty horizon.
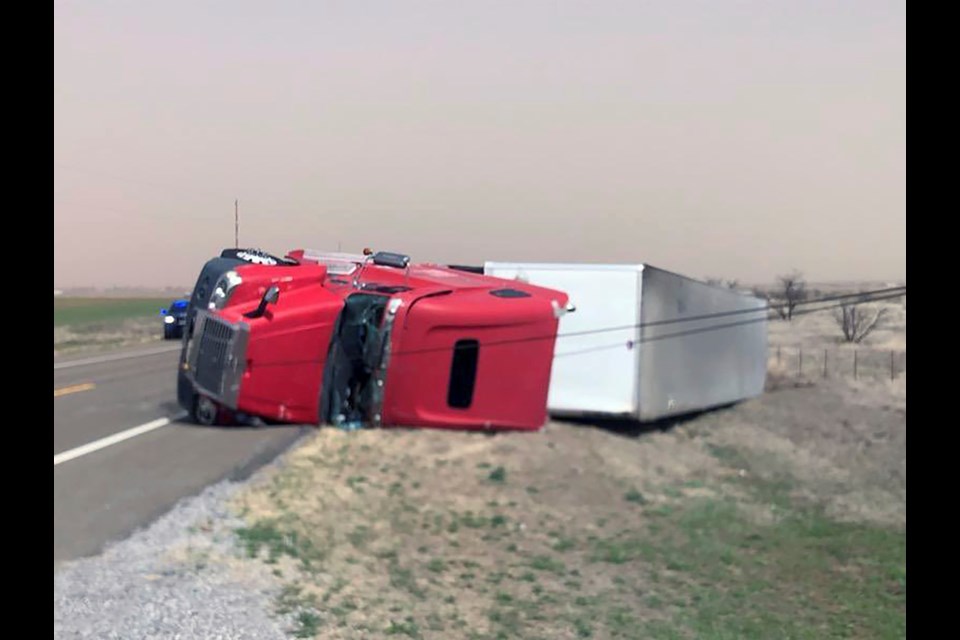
[54,1,905,289]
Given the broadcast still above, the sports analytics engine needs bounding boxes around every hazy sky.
[54,1,905,288]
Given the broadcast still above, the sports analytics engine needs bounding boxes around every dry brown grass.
[217,366,905,638]
[53,317,167,356]
[768,297,904,349]
[766,297,905,386]
[164,282,907,638]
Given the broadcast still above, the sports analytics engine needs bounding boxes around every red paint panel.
[198,253,568,430]
[224,282,343,423]
[382,290,564,430]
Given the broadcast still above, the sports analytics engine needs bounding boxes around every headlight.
[164,315,176,324]
[208,271,243,310]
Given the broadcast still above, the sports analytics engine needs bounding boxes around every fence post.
[798,347,802,377]
[777,345,781,365]
[854,350,858,380]
[891,350,895,381]
[823,349,828,378]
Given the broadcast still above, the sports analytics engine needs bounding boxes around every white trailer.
[483,262,768,422]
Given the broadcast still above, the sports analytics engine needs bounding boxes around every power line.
[241,286,904,366]
[637,290,905,345]
[387,287,904,358]
[555,342,630,358]
[543,290,907,359]
[551,285,905,341]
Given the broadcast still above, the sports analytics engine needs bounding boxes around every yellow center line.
[54,382,96,397]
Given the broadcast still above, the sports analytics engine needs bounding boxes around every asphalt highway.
[53,344,308,566]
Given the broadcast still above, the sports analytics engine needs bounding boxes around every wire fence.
[769,345,906,381]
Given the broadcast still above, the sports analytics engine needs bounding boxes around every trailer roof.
[484,262,765,300]
[484,262,646,273]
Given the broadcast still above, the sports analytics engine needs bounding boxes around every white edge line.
[54,412,188,466]
[54,345,182,370]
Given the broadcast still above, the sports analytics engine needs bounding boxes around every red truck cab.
[179,248,570,431]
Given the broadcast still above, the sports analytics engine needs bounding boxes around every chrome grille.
[187,311,249,407]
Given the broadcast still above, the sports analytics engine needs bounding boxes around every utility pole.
[234,199,239,248]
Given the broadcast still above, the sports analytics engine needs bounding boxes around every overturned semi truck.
[176,248,571,431]
[484,262,769,422]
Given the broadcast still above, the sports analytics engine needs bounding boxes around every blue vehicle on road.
[160,299,189,340]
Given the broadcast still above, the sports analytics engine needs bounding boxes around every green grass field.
[225,390,905,640]
[54,297,171,328]
[237,465,905,639]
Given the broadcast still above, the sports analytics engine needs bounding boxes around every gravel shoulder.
[55,372,905,639]
[54,479,292,640]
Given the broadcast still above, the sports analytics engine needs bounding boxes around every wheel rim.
[195,396,218,426]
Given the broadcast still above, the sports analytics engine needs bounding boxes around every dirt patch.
[54,316,168,356]
[704,384,905,527]
[223,374,905,638]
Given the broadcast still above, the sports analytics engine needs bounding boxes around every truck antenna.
[234,199,239,248]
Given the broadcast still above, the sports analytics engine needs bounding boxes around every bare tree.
[773,271,807,320]
[833,302,886,343]
[705,277,741,290]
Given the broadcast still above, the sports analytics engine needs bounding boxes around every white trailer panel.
[483,262,768,421]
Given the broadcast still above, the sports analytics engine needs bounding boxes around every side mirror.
[245,285,280,319]
[160,308,168,315]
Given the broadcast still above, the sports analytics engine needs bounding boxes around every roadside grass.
[619,493,905,639]
[54,297,172,354]
[230,420,905,640]
[54,297,169,328]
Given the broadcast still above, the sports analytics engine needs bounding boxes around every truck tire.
[192,395,220,426]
